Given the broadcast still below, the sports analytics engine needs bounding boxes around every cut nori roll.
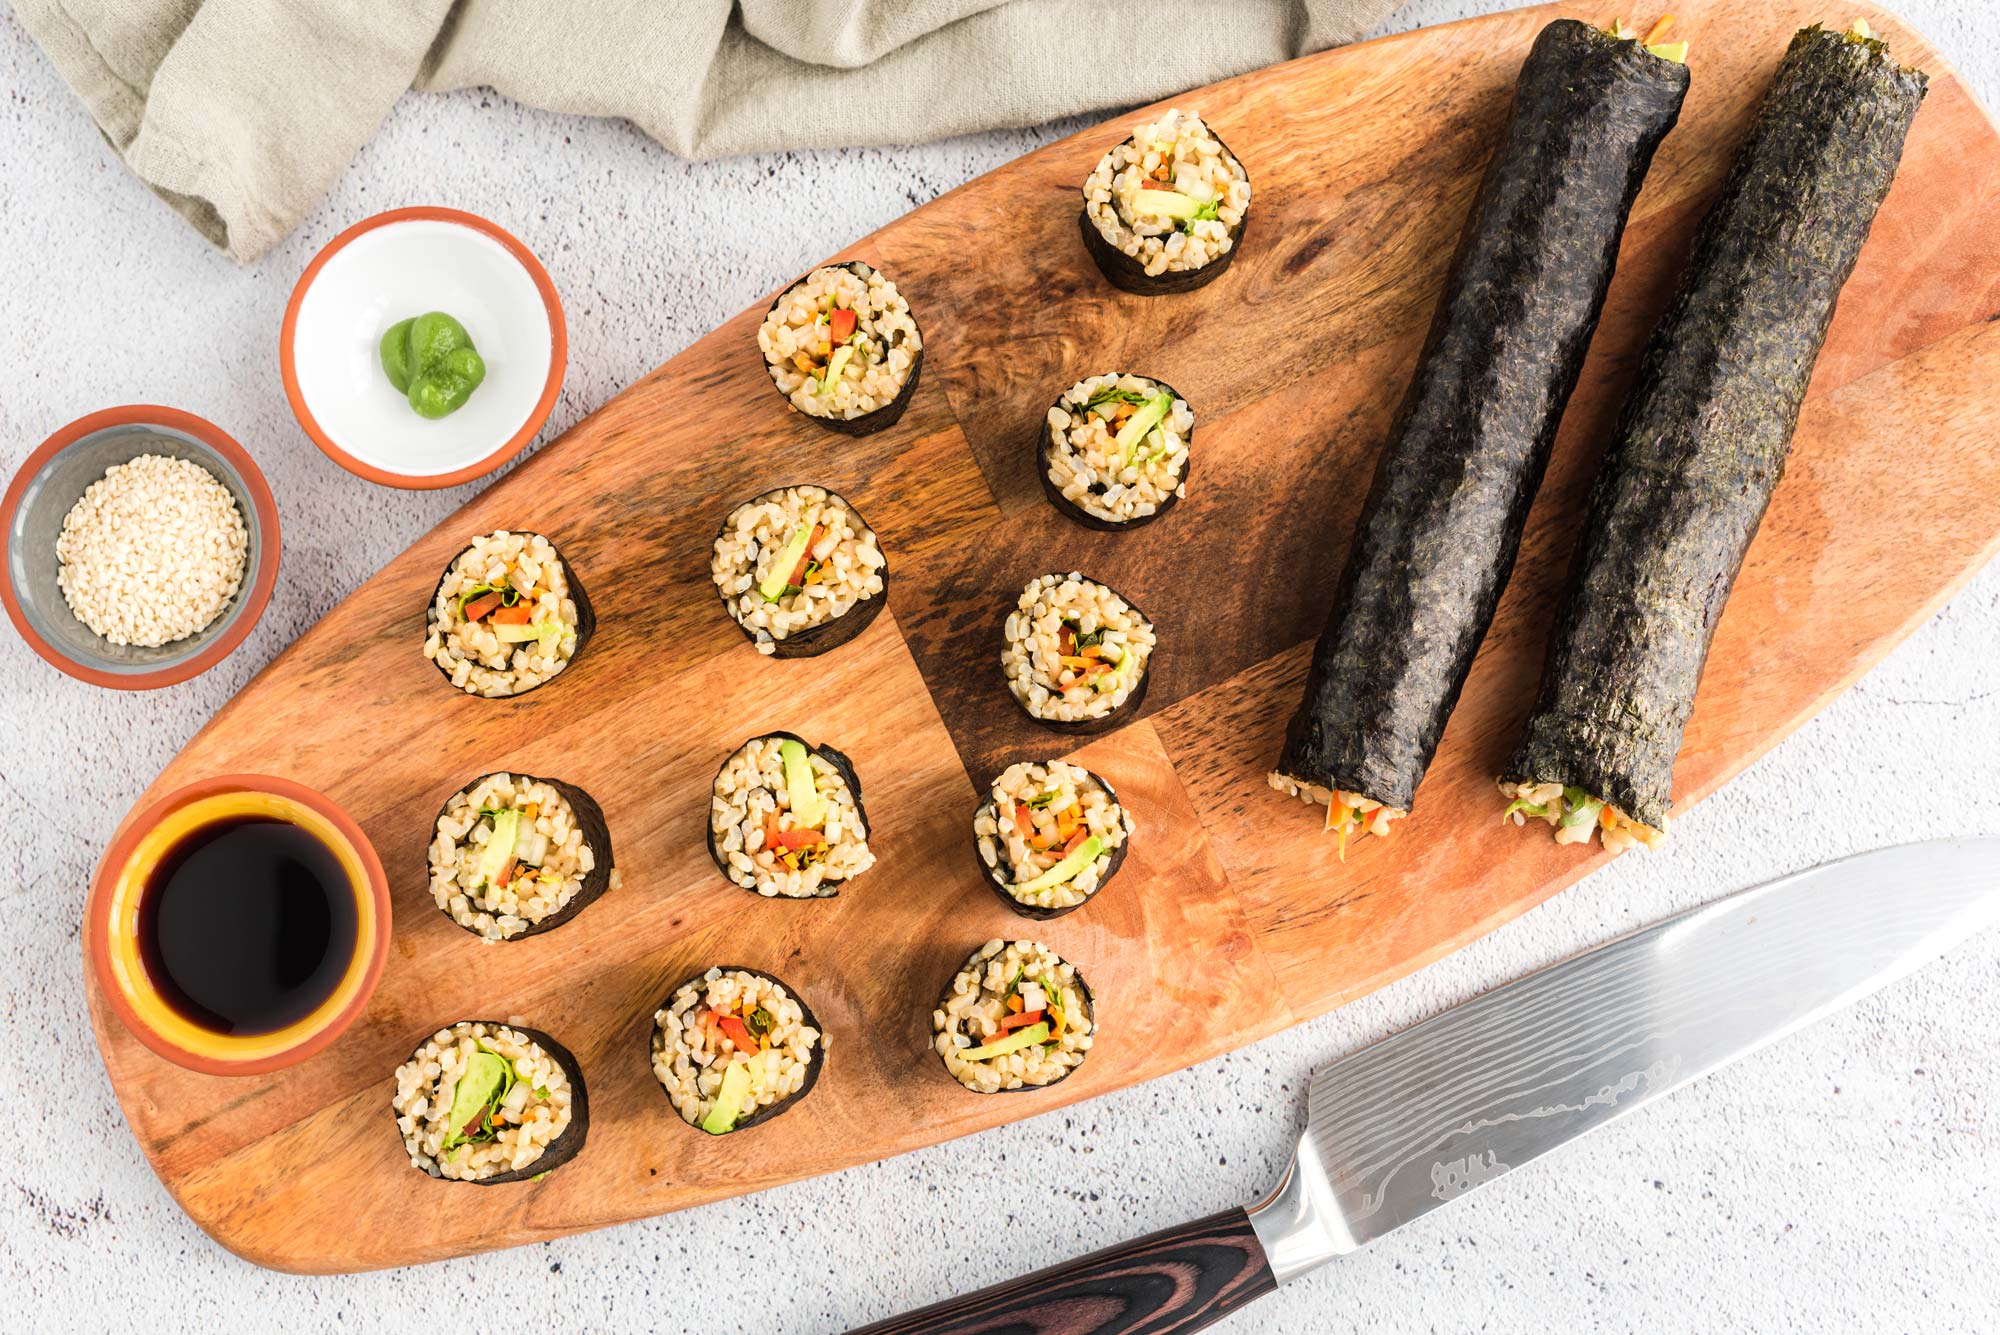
[711,484,889,657]
[427,771,615,942]
[1501,22,1926,852]
[757,261,924,435]
[973,760,1134,919]
[932,940,1096,1093]
[1269,18,1690,845]
[1037,374,1193,530]
[707,732,875,897]
[391,1020,588,1184]
[1001,572,1156,733]
[650,966,826,1135]
[424,530,595,698]
[1079,107,1252,295]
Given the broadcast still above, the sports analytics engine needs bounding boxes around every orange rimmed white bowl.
[87,775,391,1076]
[281,207,567,489]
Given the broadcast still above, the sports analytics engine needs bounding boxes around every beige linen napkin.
[12,0,1401,264]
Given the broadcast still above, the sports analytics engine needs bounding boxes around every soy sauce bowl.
[88,776,391,1076]
[281,206,567,490]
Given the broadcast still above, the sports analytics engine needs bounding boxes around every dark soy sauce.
[137,818,357,1036]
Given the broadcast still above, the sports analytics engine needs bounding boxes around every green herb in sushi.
[380,310,487,419]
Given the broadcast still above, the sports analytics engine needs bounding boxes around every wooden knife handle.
[849,1206,1277,1335]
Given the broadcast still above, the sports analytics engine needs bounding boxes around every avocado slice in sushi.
[428,772,616,942]
[1013,836,1103,898]
[958,1022,1051,1061]
[391,1021,589,1185]
[650,965,828,1135]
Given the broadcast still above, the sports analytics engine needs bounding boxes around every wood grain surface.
[84,0,2000,1272]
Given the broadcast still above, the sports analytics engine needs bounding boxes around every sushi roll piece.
[424,529,593,698]
[1038,374,1193,531]
[707,732,875,898]
[428,771,615,942]
[1079,106,1251,295]
[391,1020,587,1184]
[933,940,1095,1093]
[649,966,826,1135]
[756,261,924,435]
[1500,22,1925,854]
[973,761,1134,919]
[1268,19,1690,850]
[711,484,888,657]
[1001,573,1155,733]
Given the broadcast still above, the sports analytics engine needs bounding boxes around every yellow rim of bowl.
[104,791,380,1063]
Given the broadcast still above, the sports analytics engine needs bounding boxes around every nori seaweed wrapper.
[1273,20,1690,813]
[711,484,889,658]
[429,772,615,941]
[425,532,596,699]
[1503,26,1927,829]
[971,766,1132,920]
[395,1022,590,1185]
[648,965,826,1134]
[705,731,870,898]
[760,261,924,436]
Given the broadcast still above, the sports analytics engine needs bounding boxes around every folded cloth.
[12,0,1402,264]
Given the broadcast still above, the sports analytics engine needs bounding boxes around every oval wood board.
[84,0,2000,1273]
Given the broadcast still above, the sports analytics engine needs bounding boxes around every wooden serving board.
[86,0,2000,1272]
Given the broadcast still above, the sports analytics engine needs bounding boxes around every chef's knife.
[852,837,1999,1335]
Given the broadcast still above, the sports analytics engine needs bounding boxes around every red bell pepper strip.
[768,827,826,852]
[1000,1009,1046,1032]
[1060,827,1091,856]
[785,524,827,589]
[461,591,505,622]
[490,601,535,626]
[714,1011,760,1053]
[828,308,857,345]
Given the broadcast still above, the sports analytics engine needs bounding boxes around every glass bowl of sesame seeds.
[2,405,280,689]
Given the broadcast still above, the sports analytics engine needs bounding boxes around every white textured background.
[3,2,1997,1331]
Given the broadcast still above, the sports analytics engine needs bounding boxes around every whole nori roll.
[1270,19,1689,830]
[1502,25,1926,843]
[391,1021,589,1185]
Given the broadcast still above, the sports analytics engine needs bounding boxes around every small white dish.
[281,208,566,489]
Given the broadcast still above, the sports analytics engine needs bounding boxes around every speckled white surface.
[2,3,1997,1331]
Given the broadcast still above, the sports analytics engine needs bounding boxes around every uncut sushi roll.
[424,530,593,698]
[1269,19,1690,849]
[428,771,615,942]
[933,940,1095,1093]
[391,1020,587,1184]
[1500,22,1925,854]
[1079,107,1250,295]
[711,484,888,657]
[1038,374,1193,530]
[649,966,826,1135]
[707,732,875,898]
[757,261,924,435]
[1001,573,1156,733]
[973,761,1134,919]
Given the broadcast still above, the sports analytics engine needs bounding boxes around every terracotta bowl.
[1,405,280,690]
[281,206,567,489]
[87,775,391,1076]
